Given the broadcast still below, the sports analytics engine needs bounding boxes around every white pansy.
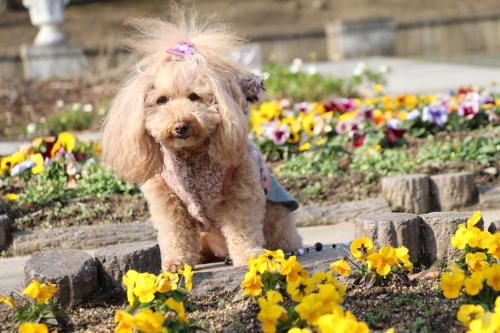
[26,123,37,134]
[82,104,93,113]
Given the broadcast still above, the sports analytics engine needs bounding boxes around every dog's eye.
[157,97,168,105]
[188,93,200,102]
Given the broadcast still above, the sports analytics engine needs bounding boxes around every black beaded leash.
[224,242,350,266]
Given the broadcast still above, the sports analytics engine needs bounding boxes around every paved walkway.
[310,56,500,95]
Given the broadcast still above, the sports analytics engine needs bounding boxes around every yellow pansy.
[464,271,484,296]
[286,277,315,302]
[166,297,189,324]
[134,309,165,333]
[466,252,489,272]
[50,131,76,156]
[178,264,193,291]
[18,323,48,333]
[115,310,136,333]
[367,246,397,276]
[298,142,311,152]
[294,294,323,326]
[280,256,309,283]
[330,259,352,277]
[241,266,264,297]
[23,280,57,302]
[483,264,500,291]
[0,295,15,308]
[255,249,284,274]
[440,271,465,299]
[350,237,374,262]
[5,193,19,201]
[134,273,157,303]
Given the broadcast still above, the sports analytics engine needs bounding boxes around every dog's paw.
[161,260,193,273]
[231,248,265,267]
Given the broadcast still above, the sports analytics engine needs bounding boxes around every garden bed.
[0,276,461,332]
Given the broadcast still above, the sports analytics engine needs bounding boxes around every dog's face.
[144,61,221,150]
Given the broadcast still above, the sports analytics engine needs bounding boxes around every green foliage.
[13,299,67,327]
[262,61,386,102]
[350,146,413,176]
[48,107,95,134]
[18,161,69,206]
[76,160,138,198]
[404,111,492,138]
[417,135,500,165]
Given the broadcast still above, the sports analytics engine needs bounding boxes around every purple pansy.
[422,102,448,126]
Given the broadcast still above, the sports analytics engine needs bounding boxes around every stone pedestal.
[21,43,86,80]
[478,185,500,208]
[24,249,97,308]
[0,215,12,253]
[355,213,421,264]
[420,211,483,266]
[381,174,430,214]
[325,17,397,60]
[429,172,478,211]
[94,241,161,290]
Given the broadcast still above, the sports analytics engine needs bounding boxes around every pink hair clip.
[167,42,194,57]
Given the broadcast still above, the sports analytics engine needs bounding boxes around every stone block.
[478,185,500,208]
[354,213,421,264]
[21,43,86,80]
[293,198,391,227]
[429,172,478,211]
[0,215,12,252]
[488,220,500,234]
[24,249,97,308]
[325,17,397,59]
[420,211,483,266]
[94,241,161,290]
[381,174,430,214]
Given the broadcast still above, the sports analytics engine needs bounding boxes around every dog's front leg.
[142,175,201,272]
[212,161,267,267]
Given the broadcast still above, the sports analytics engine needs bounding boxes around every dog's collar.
[191,139,210,154]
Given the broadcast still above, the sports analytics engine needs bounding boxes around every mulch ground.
[0,279,463,333]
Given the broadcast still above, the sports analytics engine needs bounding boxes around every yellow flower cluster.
[115,308,166,333]
[0,280,59,333]
[451,211,500,257]
[350,237,413,276]
[122,266,192,306]
[456,297,500,332]
[0,131,77,177]
[115,266,194,333]
[441,211,500,303]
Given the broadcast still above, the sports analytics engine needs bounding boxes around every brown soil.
[0,279,462,332]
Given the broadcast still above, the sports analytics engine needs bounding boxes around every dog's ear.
[101,74,163,184]
[208,76,249,167]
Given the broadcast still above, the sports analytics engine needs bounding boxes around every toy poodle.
[101,8,302,271]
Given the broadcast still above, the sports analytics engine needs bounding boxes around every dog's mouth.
[176,135,189,140]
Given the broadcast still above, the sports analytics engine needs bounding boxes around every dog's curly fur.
[101,8,302,272]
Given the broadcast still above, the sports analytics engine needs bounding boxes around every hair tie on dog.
[167,42,194,57]
[238,74,265,103]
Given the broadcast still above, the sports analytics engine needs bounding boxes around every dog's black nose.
[173,121,190,135]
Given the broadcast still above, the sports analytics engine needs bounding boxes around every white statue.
[23,0,70,45]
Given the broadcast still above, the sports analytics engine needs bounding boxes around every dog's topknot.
[123,4,248,76]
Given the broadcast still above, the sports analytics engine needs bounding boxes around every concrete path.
[308,56,500,95]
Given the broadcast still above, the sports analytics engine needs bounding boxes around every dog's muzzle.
[173,120,190,139]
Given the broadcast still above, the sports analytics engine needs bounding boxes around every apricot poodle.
[101,8,302,271]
